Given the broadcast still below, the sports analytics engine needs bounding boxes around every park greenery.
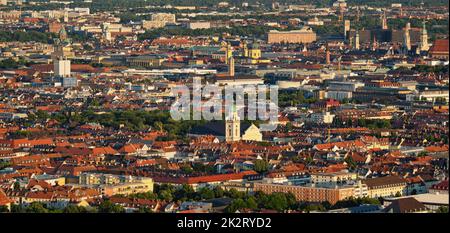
[118,184,383,213]
[28,109,206,140]
[0,30,55,44]
[412,65,449,74]
[0,57,33,69]
[333,117,392,130]
[278,90,318,107]
[0,161,12,170]
[138,25,275,40]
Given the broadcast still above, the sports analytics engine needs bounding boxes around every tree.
[154,121,164,132]
[199,187,215,200]
[26,202,49,213]
[254,159,269,173]
[98,200,125,213]
[12,182,20,191]
[263,193,289,212]
[331,197,380,210]
[180,165,194,174]
[246,196,258,210]
[305,156,314,165]
[436,206,448,213]
[63,205,90,213]
[225,188,244,199]
[137,206,153,213]
[0,161,11,170]
[173,184,195,201]
[213,186,224,198]
[225,198,246,213]
[10,204,25,213]
[35,110,51,121]
[418,151,428,157]
[344,156,357,170]
[0,205,9,213]
[159,190,174,202]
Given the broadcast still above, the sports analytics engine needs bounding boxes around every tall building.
[326,43,331,65]
[228,56,235,77]
[242,41,249,57]
[356,6,360,22]
[419,21,429,52]
[63,10,69,22]
[51,27,74,60]
[224,42,232,64]
[344,20,350,38]
[54,59,71,78]
[247,42,261,59]
[102,23,112,42]
[403,22,411,52]
[354,31,360,50]
[225,105,241,142]
[381,11,388,30]
[372,35,378,51]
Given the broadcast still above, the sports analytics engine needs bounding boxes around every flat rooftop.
[385,193,449,205]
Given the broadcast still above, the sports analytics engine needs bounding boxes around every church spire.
[381,10,388,30]
[419,20,429,52]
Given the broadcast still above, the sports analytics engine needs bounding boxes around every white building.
[308,111,335,124]
[54,59,71,77]
[187,21,211,30]
[326,90,352,100]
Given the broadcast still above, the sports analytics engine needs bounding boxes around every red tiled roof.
[429,39,449,54]
[431,180,449,191]
[0,188,12,206]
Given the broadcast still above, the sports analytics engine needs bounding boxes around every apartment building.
[362,176,407,198]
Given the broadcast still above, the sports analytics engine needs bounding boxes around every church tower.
[242,40,249,57]
[325,43,330,65]
[228,55,235,77]
[419,21,429,52]
[224,43,232,64]
[403,22,411,52]
[381,10,388,30]
[372,35,378,51]
[354,31,360,50]
[102,23,112,42]
[225,105,241,142]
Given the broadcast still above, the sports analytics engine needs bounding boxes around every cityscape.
[0,0,448,215]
